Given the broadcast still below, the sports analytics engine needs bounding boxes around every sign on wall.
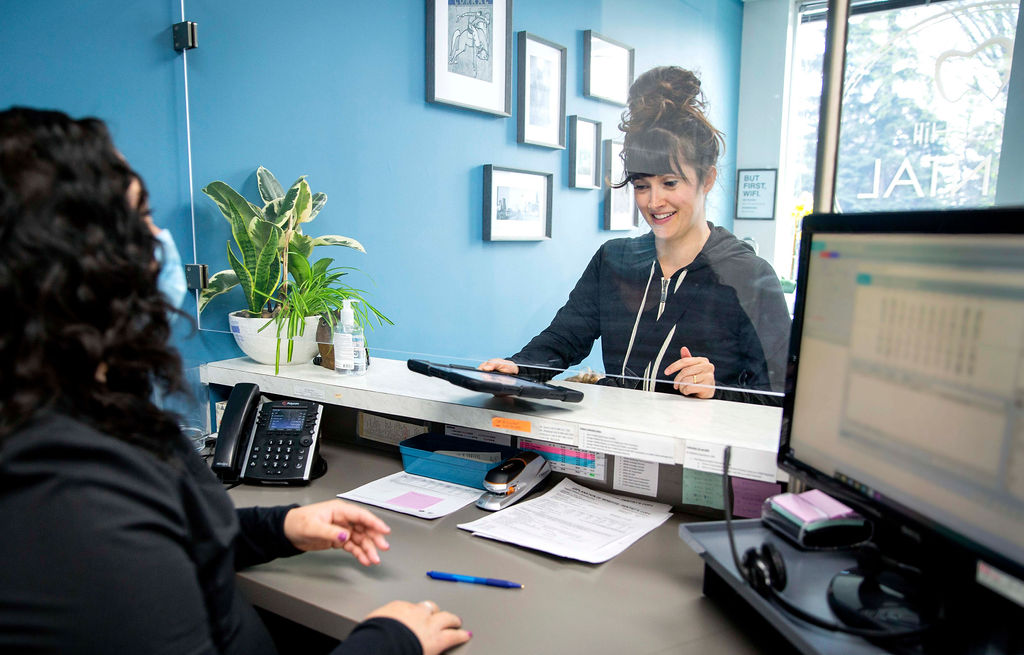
[735,168,778,220]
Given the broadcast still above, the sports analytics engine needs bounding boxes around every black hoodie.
[510,224,792,405]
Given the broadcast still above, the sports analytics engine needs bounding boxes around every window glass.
[780,0,1019,279]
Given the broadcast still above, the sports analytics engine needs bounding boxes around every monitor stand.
[828,567,934,632]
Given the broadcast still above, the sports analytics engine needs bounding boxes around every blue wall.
[1,0,743,371]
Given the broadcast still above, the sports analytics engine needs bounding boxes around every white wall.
[734,0,794,274]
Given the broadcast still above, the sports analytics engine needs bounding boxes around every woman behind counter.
[0,108,469,655]
[482,66,791,404]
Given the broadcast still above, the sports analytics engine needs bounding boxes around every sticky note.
[731,477,782,518]
[682,468,724,509]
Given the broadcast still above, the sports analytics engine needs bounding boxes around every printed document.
[339,471,481,519]
[457,478,672,563]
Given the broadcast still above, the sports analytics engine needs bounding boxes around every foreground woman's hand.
[664,346,716,398]
[367,600,471,655]
[283,499,391,565]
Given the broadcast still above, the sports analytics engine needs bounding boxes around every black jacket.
[0,413,420,655]
[511,226,791,404]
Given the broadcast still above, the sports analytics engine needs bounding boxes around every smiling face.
[632,162,716,247]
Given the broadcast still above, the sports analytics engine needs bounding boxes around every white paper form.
[338,472,481,519]
[457,479,672,563]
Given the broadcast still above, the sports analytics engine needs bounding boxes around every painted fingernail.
[337,531,348,542]
[467,631,473,638]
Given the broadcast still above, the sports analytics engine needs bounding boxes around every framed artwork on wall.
[735,168,778,220]
[483,165,553,241]
[568,116,601,189]
[583,31,634,106]
[603,140,638,230]
[426,0,513,116]
[517,32,566,148]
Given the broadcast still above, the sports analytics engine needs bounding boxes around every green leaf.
[309,192,327,220]
[197,269,239,314]
[225,210,257,277]
[310,234,366,252]
[257,166,285,203]
[311,257,333,279]
[252,224,282,311]
[278,176,307,228]
[290,232,315,260]
[294,180,313,224]
[288,252,312,286]
[226,243,258,314]
[250,219,277,252]
[202,181,261,227]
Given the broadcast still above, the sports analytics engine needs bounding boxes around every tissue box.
[398,433,517,490]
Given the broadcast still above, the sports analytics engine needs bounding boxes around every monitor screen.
[780,208,1024,584]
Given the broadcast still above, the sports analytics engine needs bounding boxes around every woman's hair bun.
[621,66,707,133]
[616,66,724,184]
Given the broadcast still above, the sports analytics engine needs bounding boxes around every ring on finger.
[692,374,698,385]
[420,600,437,613]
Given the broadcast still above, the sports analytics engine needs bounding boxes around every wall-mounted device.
[476,450,551,510]
[212,383,325,485]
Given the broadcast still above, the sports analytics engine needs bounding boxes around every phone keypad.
[241,402,322,482]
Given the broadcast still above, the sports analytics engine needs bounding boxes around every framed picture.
[735,169,778,220]
[568,116,601,189]
[517,32,566,148]
[603,140,638,230]
[483,165,553,241]
[426,0,513,117]
[583,31,634,106]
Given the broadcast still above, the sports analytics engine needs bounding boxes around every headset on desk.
[721,446,931,643]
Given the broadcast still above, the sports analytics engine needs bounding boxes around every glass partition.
[176,0,789,406]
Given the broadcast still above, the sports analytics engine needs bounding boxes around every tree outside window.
[779,0,1019,279]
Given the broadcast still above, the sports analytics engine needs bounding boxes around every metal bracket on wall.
[172,21,198,52]
[185,264,209,291]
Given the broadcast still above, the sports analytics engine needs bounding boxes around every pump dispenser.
[334,299,366,376]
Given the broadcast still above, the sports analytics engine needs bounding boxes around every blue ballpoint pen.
[426,570,524,589]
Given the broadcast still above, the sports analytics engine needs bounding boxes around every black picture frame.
[568,116,601,189]
[483,165,553,241]
[735,168,778,220]
[517,32,567,148]
[426,0,513,116]
[603,139,638,230]
[583,31,635,106]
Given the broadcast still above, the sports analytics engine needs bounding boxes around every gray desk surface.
[228,443,777,655]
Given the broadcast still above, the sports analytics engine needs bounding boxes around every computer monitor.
[778,207,1024,633]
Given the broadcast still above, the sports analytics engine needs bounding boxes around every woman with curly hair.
[0,108,470,655]
[482,66,791,404]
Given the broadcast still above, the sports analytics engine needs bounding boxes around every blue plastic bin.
[398,433,517,490]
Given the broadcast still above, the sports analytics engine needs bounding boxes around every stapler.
[476,450,551,511]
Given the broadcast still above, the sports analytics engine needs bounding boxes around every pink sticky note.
[388,491,443,510]
[731,477,783,518]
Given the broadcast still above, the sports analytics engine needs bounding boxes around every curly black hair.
[0,107,186,458]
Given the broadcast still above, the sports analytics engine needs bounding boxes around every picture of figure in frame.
[448,3,493,82]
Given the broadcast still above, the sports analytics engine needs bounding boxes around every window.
[778,0,1019,279]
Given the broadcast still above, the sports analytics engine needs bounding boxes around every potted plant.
[200,166,389,372]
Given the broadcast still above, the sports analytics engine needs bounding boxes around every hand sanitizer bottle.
[334,299,366,376]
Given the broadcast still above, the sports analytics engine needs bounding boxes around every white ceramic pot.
[228,311,321,367]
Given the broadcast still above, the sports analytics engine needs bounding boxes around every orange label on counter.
[491,416,531,433]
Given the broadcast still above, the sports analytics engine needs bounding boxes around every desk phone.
[212,383,324,485]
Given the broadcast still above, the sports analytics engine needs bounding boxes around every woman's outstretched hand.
[367,600,471,655]
[283,499,391,566]
[664,346,716,398]
[478,358,519,374]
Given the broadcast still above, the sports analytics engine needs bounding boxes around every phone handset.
[212,382,261,483]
